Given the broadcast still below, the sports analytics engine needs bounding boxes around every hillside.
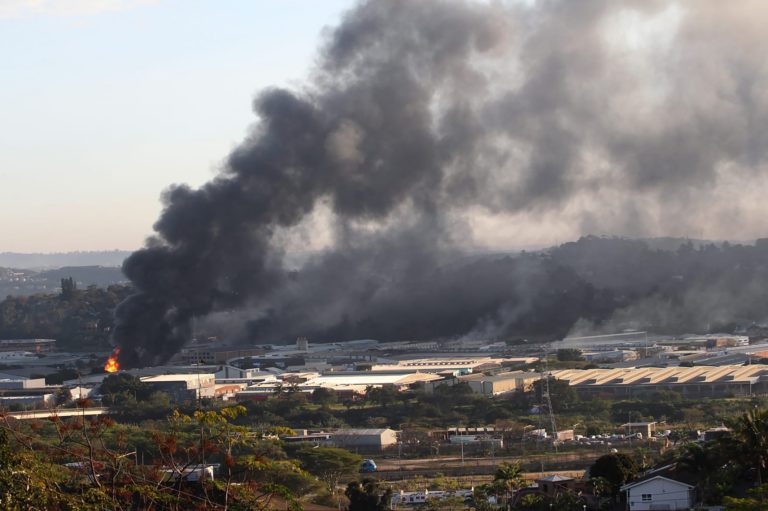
[0,266,127,298]
[0,250,131,269]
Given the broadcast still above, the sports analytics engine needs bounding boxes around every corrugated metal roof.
[333,428,393,435]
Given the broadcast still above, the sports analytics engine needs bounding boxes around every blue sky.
[0,0,353,252]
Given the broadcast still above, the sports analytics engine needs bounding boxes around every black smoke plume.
[114,0,768,367]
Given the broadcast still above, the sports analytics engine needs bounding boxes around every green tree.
[556,348,583,361]
[724,484,768,511]
[294,445,362,495]
[60,276,77,300]
[518,493,545,510]
[728,407,768,485]
[0,284,132,351]
[425,495,465,511]
[490,462,526,505]
[0,428,73,509]
[312,387,338,407]
[247,458,320,497]
[532,377,579,412]
[549,490,584,511]
[99,373,153,405]
[365,385,400,407]
[588,476,612,502]
[345,478,391,511]
[470,486,496,511]
[589,453,638,495]
[677,441,736,503]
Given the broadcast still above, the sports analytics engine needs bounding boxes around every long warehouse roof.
[551,365,768,386]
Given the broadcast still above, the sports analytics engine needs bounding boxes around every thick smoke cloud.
[114,0,768,367]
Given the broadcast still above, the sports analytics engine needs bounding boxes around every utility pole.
[541,351,558,453]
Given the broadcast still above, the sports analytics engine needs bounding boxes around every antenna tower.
[541,349,558,452]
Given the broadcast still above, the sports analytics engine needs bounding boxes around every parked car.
[360,459,377,473]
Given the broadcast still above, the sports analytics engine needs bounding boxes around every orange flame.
[104,348,120,373]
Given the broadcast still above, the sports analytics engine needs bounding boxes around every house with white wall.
[621,475,694,510]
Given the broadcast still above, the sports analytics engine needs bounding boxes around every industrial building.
[457,371,541,396]
[234,371,442,401]
[141,374,216,401]
[369,358,501,375]
[330,428,398,452]
[551,331,648,350]
[307,371,441,390]
[622,422,657,438]
[0,377,46,390]
[551,365,768,398]
[0,394,56,407]
[0,376,61,409]
[281,428,398,452]
[0,339,56,353]
[370,357,537,375]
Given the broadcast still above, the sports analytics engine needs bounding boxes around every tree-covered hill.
[4,236,768,352]
[0,284,133,351]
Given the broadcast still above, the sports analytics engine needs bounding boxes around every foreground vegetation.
[2,401,768,510]
[0,373,762,509]
[0,402,369,510]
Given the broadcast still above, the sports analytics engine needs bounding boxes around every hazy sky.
[0,0,352,252]
[5,1,768,254]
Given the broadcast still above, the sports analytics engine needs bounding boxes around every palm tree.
[492,462,526,507]
[728,407,768,485]
[676,441,729,503]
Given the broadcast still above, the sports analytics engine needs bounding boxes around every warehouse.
[370,358,500,375]
[458,371,541,396]
[551,365,768,399]
[331,428,398,452]
[308,371,441,390]
[235,371,442,401]
[141,374,216,402]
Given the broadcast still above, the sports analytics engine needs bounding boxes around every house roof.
[620,475,694,492]
[537,475,574,483]
[333,428,394,436]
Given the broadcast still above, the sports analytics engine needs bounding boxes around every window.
[641,494,652,502]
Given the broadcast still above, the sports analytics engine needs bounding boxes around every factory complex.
[551,365,768,398]
[1,332,768,414]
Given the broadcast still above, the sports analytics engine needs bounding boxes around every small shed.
[622,421,656,439]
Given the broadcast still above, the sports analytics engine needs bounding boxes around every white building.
[215,365,279,383]
[245,371,440,393]
[0,377,46,389]
[370,358,499,374]
[331,428,398,451]
[621,476,694,510]
[0,394,55,407]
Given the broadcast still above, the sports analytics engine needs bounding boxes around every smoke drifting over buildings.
[114,0,768,367]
